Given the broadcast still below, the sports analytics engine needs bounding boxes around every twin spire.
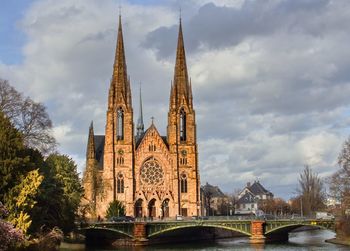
[109,14,131,109]
[109,14,192,127]
[171,18,193,110]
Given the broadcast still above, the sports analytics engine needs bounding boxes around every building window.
[117,157,124,165]
[149,144,156,152]
[180,158,187,165]
[180,108,186,141]
[117,108,124,140]
[140,158,164,186]
[180,173,187,193]
[117,172,124,193]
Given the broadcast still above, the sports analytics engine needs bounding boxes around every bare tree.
[0,79,22,120]
[0,79,56,154]
[298,165,325,216]
[329,137,350,213]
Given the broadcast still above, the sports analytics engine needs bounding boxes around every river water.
[60,230,349,250]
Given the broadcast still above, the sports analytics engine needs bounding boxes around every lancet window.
[180,173,187,193]
[180,108,186,141]
[117,172,124,193]
[117,108,124,140]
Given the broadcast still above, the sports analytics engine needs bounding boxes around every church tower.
[82,14,200,219]
[167,18,200,216]
[82,122,97,216]
[99,15,134,216]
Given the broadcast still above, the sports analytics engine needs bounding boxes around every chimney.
[247,182,251,187]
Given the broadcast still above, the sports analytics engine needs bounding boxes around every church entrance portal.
[148,199,156,218]
[134,199,143,218]
[162,199,170,218]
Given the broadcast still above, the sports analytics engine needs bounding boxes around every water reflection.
[60,230,348,251]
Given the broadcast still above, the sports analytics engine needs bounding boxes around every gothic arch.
[180,172,188,193]
[117,172,124,193]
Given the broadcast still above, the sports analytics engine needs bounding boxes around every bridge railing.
[83,215,334,225]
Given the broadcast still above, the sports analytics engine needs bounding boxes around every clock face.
[118,149,124,155]
[181,149,187,156]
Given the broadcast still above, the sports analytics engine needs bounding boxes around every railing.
[83,215,336,225]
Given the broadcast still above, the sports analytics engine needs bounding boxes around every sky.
[1,0,350,199]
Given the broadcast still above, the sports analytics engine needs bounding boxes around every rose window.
[140,158,164,185]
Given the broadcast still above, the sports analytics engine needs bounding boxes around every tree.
[329,137,350,239]
[6,169,43,234]
[0,79,56,155]
[30,154,83,234]
[298,165,325,216]
[0,112,44,234]
[330,137,350,213]
[0,111,27,201]
[106,200,125,218]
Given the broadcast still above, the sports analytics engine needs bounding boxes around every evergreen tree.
[0,112,43,234]
[0,111,26,201]
[106,200,125,218]
[31,154,83,234]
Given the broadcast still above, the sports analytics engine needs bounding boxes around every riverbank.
[326,238,350,246]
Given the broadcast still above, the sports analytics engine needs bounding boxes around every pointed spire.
[86,121,95,160]
[109,13,131,108]
[136,83,144,137]
[172,17,190,108]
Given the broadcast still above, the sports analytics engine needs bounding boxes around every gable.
[135,124,170,155]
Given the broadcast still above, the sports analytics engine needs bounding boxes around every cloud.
[1,0,350,199]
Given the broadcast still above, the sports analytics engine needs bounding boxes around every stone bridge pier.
[250,220,266,244]
[133,222,149,245]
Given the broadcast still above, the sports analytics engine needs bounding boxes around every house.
[236,181,274,215]
[201,183,229,216]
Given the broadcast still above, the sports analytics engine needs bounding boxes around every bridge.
[82,218,335,246]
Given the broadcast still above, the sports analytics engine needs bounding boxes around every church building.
[82,15,201,219]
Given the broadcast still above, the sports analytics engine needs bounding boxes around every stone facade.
[82,16,201,219]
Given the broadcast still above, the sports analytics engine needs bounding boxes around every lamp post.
[300,196,303,218]
[124,186,129,215]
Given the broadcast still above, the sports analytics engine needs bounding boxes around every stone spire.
[86,121,95,160]
[109,14,131,108]
[136,83,144,137]
[171,17,191,108]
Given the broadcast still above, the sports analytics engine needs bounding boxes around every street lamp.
[124,186,129,215]
[300,197,303,218]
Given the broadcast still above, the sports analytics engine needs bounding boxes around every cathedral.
[82,15,200,219]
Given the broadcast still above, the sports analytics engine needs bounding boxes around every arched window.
[117,172,124,193]
[180,173,187,193]
[180,108,186,141]
[117,157,124,165]
[117,108,124,140]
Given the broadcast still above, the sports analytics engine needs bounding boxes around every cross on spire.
[151,116,155,124]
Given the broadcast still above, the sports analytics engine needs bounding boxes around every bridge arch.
[265,222,335,236]
[84,226,134,238]
[148,222,252,238]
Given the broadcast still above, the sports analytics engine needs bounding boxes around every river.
[60,230,349,250]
